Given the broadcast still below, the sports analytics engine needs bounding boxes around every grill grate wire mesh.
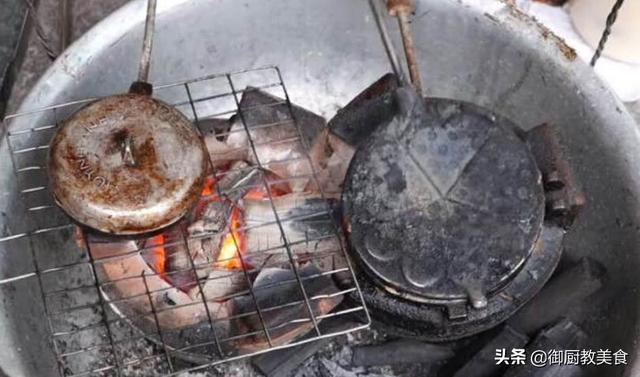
[0,66,370,377]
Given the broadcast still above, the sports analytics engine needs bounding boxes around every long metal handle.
[368,0,408,86]
[138,0,158,83]
[59,0,72,51]
[390,0,424,93]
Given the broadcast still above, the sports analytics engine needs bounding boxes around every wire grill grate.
[0,66,370,377]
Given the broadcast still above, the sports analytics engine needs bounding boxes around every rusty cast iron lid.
[48,93,208,235]
[342,94,545,307]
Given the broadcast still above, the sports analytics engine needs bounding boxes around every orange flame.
[201,176,217,197]
[243,185,292,200]
[149,234,166,274]
[243,187,268,200]
[215,206,245,270]
[147,172,294,274]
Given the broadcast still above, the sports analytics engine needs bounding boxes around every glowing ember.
[243,185,291,200]
[145,171,292,275]
[201,176,217,196]
[149,234,166,275]
[215,206,245,270]
[244,187,267,200]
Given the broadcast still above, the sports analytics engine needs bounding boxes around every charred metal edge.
[350,224,565,341]
[328,73,399,147]
[525,123,586,229]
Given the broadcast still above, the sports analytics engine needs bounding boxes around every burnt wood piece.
[253,337,330,377]
[328,73,399,147]
[351,339,453,367]
[314,134,356,196]
[193,200,233,234]
[218,162,261,202]
[230,264,343,352]
[189,161,261,236]
[452,325,529,377]
[235,87,326,154]
[251,320,356,377]
[509,257,605,335]
[139,226,202,292]
[503,319,586,377]
[242,193,342,268]
[225,87,328,193]
[526,123,586,229]
[452,258,603,377]
[88,238,232,364]
[198,117,233,141]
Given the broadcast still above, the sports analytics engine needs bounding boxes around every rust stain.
[49,93,208,235]
[387,0,413,16]
[489,4,578,62]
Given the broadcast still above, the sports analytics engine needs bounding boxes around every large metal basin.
[1,0,640,376]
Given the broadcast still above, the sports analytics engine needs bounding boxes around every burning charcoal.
[139,231,200,293]
[189,162,261,236]
[87,239,230,337]
[198,117,232,139]
[241,193,341,268]
[328,73,399,147]
[218,161,262,202]
[163,247,200,291]
[452,325,529,377]
[204,126,248,168]
[189,201,233,235]
[351,339,453,367]
[313,133,356,196]
[503,320,586,377]
[200,201,232,232]
[230,264,343,352]
[224,88,328,192]
[146,228,223,292]
[201,269,248,301]
[509,257,605,335]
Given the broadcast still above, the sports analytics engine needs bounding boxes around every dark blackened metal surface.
[328,73,399,147]
[48,93,208,235]
[343,92,545,303]
[354,223,565,341]
[340,88,586,340]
